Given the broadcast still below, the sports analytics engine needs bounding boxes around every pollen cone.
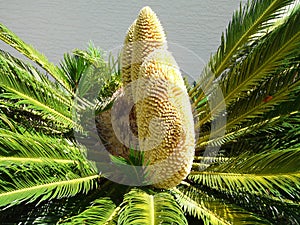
[118,6,195,189]
[137,50,195,189]
[121,20,136,86]
[131,6,167,85]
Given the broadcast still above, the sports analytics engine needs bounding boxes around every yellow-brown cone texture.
[118,6,195,189]
[121,20,136,86]
[137,50,195,188]
[131,6,167,84]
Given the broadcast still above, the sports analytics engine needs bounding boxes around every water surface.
[1,0,246,74]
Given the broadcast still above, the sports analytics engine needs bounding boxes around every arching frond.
[172,185,271,225]
[0,160,99,209]
[218,110,300,155]
[0,122,98,210]
[58,197,118,225]
[211,0,295,78]
[118,188,188,225]
[190,148,300,204]
[59,43,107,93]
[0,128,85,160]
[0,23,72,93]
[0,50,70,106]
[198,4,300,126]
[0,51,79,130]
[189,0,295,105]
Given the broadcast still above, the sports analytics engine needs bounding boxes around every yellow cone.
[137,50,195,188]
[120,6,195,189]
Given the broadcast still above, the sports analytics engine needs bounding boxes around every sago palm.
[1,0,300,224]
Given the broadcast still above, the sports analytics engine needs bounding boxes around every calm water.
[1,0,246,75]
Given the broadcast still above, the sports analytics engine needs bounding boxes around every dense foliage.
[0,0,300,224]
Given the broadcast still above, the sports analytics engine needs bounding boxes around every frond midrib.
[197,80,300,147]
[0,174,99,198]
[2,84,77,128]
[149,194,155,225]
[0,157,75,164]
[172,187,230,225]
[214,0,284,77]
[191,171,300,177]
[198,16,300,126]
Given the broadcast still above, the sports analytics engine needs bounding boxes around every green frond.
[0,112,16,131]
[0,156,75,164]
[0,157,99,209]
[228,111,300,154]
[0,123,99,210]
[172,185,271,225]
[59,44,107,94]
[189,0,295,103]
[197,109,300,150]
[197,4,300,126]
[190,148,300,204]
[0,50,70,106]
[223,4,300,101]
[0,51,79,130]
[222,61,300,131]
[0,128,93,167]
[60,52,91,93]
[0,102,70,134]
[118,188,188,225]
[73,43,106,67]
[59,197,118,225]
[0,23,72,93]
[192,156,229,171]
[211,0,295,77]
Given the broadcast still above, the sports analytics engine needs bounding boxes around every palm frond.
[172,185,271,225]
[0,101,70,134]
[0,23,72,93]
[0,160,99,209]
[0,128,83,160]
[0,112,16,131]
[118,188,188,225]
[0,50,79,130]
[197,96,300,150]
[190,148,300,204]
[196,4,300,126]
[58,197,118,225]
[211,0,295,77]
[218,110,300,155]
[0,50,71,106]
[59,43,107,94]
[189,0,295,105]
[0,121,99,210]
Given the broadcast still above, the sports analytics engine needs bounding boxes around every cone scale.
[121,6,195,189]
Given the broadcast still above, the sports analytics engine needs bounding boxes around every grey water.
[1,0,246,78]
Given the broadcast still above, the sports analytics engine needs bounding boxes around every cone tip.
[139,6,155,16]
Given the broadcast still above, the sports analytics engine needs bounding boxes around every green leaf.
[0,23,72,93]
[212,0,295,77]
[0,51,79,130]
[190,0,295,106]
[190,148,300,203]
[172,185,271,225]
[118,188,188,225]
[197,3,300,126]
[0,159,99,209]
[59,197,118,225]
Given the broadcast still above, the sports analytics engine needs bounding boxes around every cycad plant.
[1,0,300,224]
